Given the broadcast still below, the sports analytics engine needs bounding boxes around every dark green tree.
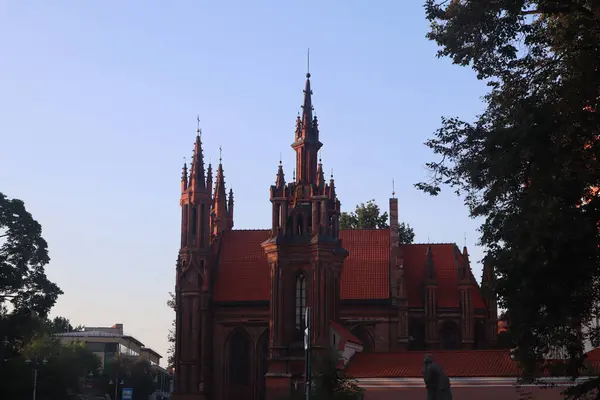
[44,316,84,334]
[340,200,389,229]
[417,0,600,396]
[0,335,101,400]
[283,349,364,400]
[166,292,175,369]
[396,222,415,245]
[102,356,156,400]
[0,192,62,316]
[339,200,415,243]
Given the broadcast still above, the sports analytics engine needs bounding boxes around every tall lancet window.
[295,274,307,330]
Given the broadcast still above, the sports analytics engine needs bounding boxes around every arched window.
[295,274,307,330]
[474,320,487,349]
[408,318,426,350]
[191,206,198,236]
[257,330,269,400]
[440,320,461,350]
[228,329,251,386]
[200,204,206,246]
[297,214,304,235]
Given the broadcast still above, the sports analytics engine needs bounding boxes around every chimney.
[112,323,124,335]
[390,197,399,247]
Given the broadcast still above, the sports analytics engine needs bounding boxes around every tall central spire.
[301,72,313,130]
[189,117,206,190]
[292,54,322,184]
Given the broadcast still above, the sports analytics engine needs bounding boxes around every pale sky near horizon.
[0,1,488,363]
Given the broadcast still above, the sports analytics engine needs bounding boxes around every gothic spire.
[425,246,437,281]
[329,169,336,199]
[206,162,213,196]
[316,158,325,189]
[181,160,188,193]
[276,160,286,189]
[189,118,206,190]
[460,246,471,281]
[482,257,495,285]
[228,188,234,222]
[213,148,227,218]
[292,68,322,184]
[301,72,314,133]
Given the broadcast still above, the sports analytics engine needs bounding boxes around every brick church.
[172,72,499,400]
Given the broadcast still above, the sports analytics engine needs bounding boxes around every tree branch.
[521,3,595,19]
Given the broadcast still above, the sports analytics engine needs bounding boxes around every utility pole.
[25,355,47,400]
[304,307,312,400]
[109,376,124,400]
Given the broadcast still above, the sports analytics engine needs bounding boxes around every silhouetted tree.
[417,0,600,396]
[0,192,62,316]
[340,200,415,244]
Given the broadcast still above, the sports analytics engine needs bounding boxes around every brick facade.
[172,74,498,400]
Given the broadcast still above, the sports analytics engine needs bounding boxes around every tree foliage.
[101,356,157,400]
[166,292,175,369]
[417,0,600,395]
[396,222,415,245]
[340,200,389,229]
[0,192,62,316]
[0,334,101,400]
[339,200,415,243]
[284,349,364,400]
[45,316,85,334]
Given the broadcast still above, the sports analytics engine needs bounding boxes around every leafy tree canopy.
[44,316,85,334]
[340,200,415,243]
[284,349,364,400]
[0,335,101,400]
[0,192,62,316]
[417,0,600,395]
[102,356,157,400]
[166,292,175,369]
[340,200,389,229]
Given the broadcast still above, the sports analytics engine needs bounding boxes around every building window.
[228,329,251,386]
[295,274,307,330]
[119,344,139,357]
[200,204,206,246]
[191,206,198,236]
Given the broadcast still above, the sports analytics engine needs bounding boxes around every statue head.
[424,353,433,365]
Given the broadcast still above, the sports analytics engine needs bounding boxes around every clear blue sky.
[0,1,488,362]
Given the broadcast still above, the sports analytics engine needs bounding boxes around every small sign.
[121,388,133,400]
[304,328,309,350]
[304,307,311,350]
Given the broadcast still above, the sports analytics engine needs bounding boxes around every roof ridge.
[340,228,390,231]
[406,242,459,246]
[364,349,511,355]
[230,228,270,232]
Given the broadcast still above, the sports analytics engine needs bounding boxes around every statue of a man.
[422,354,452,400]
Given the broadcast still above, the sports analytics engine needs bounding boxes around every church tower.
[262,72,348,400]
[173,121,214,400]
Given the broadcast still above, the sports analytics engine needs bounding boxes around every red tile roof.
[213,230,271,302]
[339,229,390,300]
[213,229,486,309]
[402,244,486,308]
[348,349,600,379]
[345,350,520,378]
